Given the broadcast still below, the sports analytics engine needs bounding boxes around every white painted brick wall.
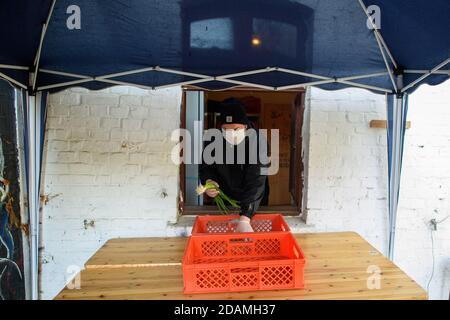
[41,86,183,299]
[305,87,389,254]
[305,81,450,300]
[396,81,450,300]
[42,81,449,300]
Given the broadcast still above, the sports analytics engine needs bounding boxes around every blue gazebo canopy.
[0,0,449,300]
[0,0,448,93]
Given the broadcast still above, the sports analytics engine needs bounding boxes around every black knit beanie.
[219,98,249,125]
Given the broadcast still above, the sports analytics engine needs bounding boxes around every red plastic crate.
[191,214,290,235]
[182,232,306,294]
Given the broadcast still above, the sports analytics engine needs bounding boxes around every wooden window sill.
[182,205,300,216]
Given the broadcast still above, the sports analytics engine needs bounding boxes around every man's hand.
[205,179,219,198]
[235,215,254,233]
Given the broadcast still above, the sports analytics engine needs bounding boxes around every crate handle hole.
[230,238,254,244]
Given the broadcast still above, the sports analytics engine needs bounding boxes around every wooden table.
[55,232,427,300]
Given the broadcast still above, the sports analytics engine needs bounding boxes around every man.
[200,98,268,232]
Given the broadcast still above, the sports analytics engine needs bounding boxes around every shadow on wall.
[0,81,25,300]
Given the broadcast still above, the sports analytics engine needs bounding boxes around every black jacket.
[199,129,269,218]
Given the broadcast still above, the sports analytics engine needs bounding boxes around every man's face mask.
[222,128,246,145]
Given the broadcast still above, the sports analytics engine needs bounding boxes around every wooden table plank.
[56,232,427,300]
[85,232,375,268]
[85,237,186,268]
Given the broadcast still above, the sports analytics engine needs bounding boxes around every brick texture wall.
[305,87,389,251]
[305,81,450,300]
[396,81,450,300]
[41,86,182,299]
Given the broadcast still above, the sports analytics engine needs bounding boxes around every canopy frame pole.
[275,67,331,80]
[0,71,28,89]
[37,67,280,91]
[95,78,154,90]
[0,64,29,71]
[154,66,213,79]
[216,78,275,90]
[215,67,277,79]
[388,94,403,260]
[336,71,388,81]
[404,69,449,75]
[337,79,392,93]
[154,78,215,90]
[96,66,213,80]
[34,67,393,93]
[278,79,337,90]
[278,71,390,92]
[32,0,57,91]
[37,78,94,91]
[357,0,398,69]
[374,32,397,92]
[388,72,406,260]
[279,79,391,93]
[97,78,217,91]
[401,58,450,93]
[27,92,42,300]
[96,67,156,80]
[39,69,92,79]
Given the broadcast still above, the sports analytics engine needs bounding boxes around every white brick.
[46,129,70,140]
[127,130,148,142]
[57,175,96,185]
[345,112,364,123]
[128,86,150,96]
[109,86,129,94]
[69,140,86,151]
[49,105,69,116]
[82,94,119,106]
[110,128,127,141]
[110,152,129,163]
[70,127,90,140]
[88,129,110,141]
[120,95,142,107]
[110,106,130,118]
[129,153,147,165]
[310,111,328,122]
[91,152,110,164]
[327,111,346,123]
[100,118,121,129]
[68,163,94,175]
[130,106,149,119]
[78,152,92,164]
[89,105,109,117]
[47,140,70,152]
[122,119,142,130]
[60,93,81,106]
[69,105,90,117]
[327,133,350,145]
[54,151,77,163]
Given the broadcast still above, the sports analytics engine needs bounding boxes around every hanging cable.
[426,229,435,293]
[426,215,450,294]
